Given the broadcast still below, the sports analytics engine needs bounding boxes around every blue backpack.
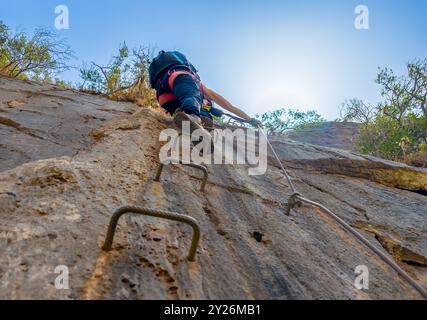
[149,51,197,88]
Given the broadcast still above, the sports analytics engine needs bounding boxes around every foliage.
[357,115,410,160]
[405,139,427,167]
[341,59,427,166]
[340,98,376,124]
[376,59,427,119]
[255,108,325,134]
[51,78,74,89]
[0,21,73,81]
[79,43,158,107]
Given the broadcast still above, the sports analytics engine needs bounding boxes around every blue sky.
[2,0,427,119]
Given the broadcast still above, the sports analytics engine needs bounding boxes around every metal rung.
[154,161,208,192]
[102,205,201,262]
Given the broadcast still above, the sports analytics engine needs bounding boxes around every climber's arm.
[202,85,252,121]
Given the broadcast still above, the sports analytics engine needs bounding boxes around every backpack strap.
[157,69,204,108]
[168,70,195,90]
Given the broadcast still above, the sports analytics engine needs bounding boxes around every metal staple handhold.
[102,205,201,261]
[154,161,208,192]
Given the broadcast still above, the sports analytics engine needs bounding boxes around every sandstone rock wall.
[0,77,426,299]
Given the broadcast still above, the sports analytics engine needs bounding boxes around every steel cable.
[257,125,427,299]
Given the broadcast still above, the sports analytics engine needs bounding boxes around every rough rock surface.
[286,122,360,151]
[0,75,136,172]
[0,77,426,300]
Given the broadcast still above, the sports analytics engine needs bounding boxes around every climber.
[149,50,261,133]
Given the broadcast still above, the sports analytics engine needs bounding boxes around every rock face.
[0,75,136,172]
[0,77,426,300]
[286,122,360,151]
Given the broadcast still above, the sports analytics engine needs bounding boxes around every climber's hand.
[249,118,263,128]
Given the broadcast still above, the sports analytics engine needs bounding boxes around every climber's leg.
[200,108,214,129]
[171,74,203,117]
[171,75,216,157]
[171,73,207,136]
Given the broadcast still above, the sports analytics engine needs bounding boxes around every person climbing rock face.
[149,50,261,132]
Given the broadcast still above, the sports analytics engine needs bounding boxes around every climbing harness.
[257,124,427,299]
[154,160,209,192]
[102,206,201,261]
[156,69,204,108]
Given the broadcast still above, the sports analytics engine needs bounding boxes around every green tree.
[79,43,157,106]
[79,43,151,95]
[255,108,325,134]
[340,98,376,124]
[341,59,427,166]
[0,21,73,81]
[357,116,410,160]
[376,59,427,119]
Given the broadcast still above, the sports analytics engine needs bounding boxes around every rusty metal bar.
[102,205,201,262]
[154,161,208,192]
